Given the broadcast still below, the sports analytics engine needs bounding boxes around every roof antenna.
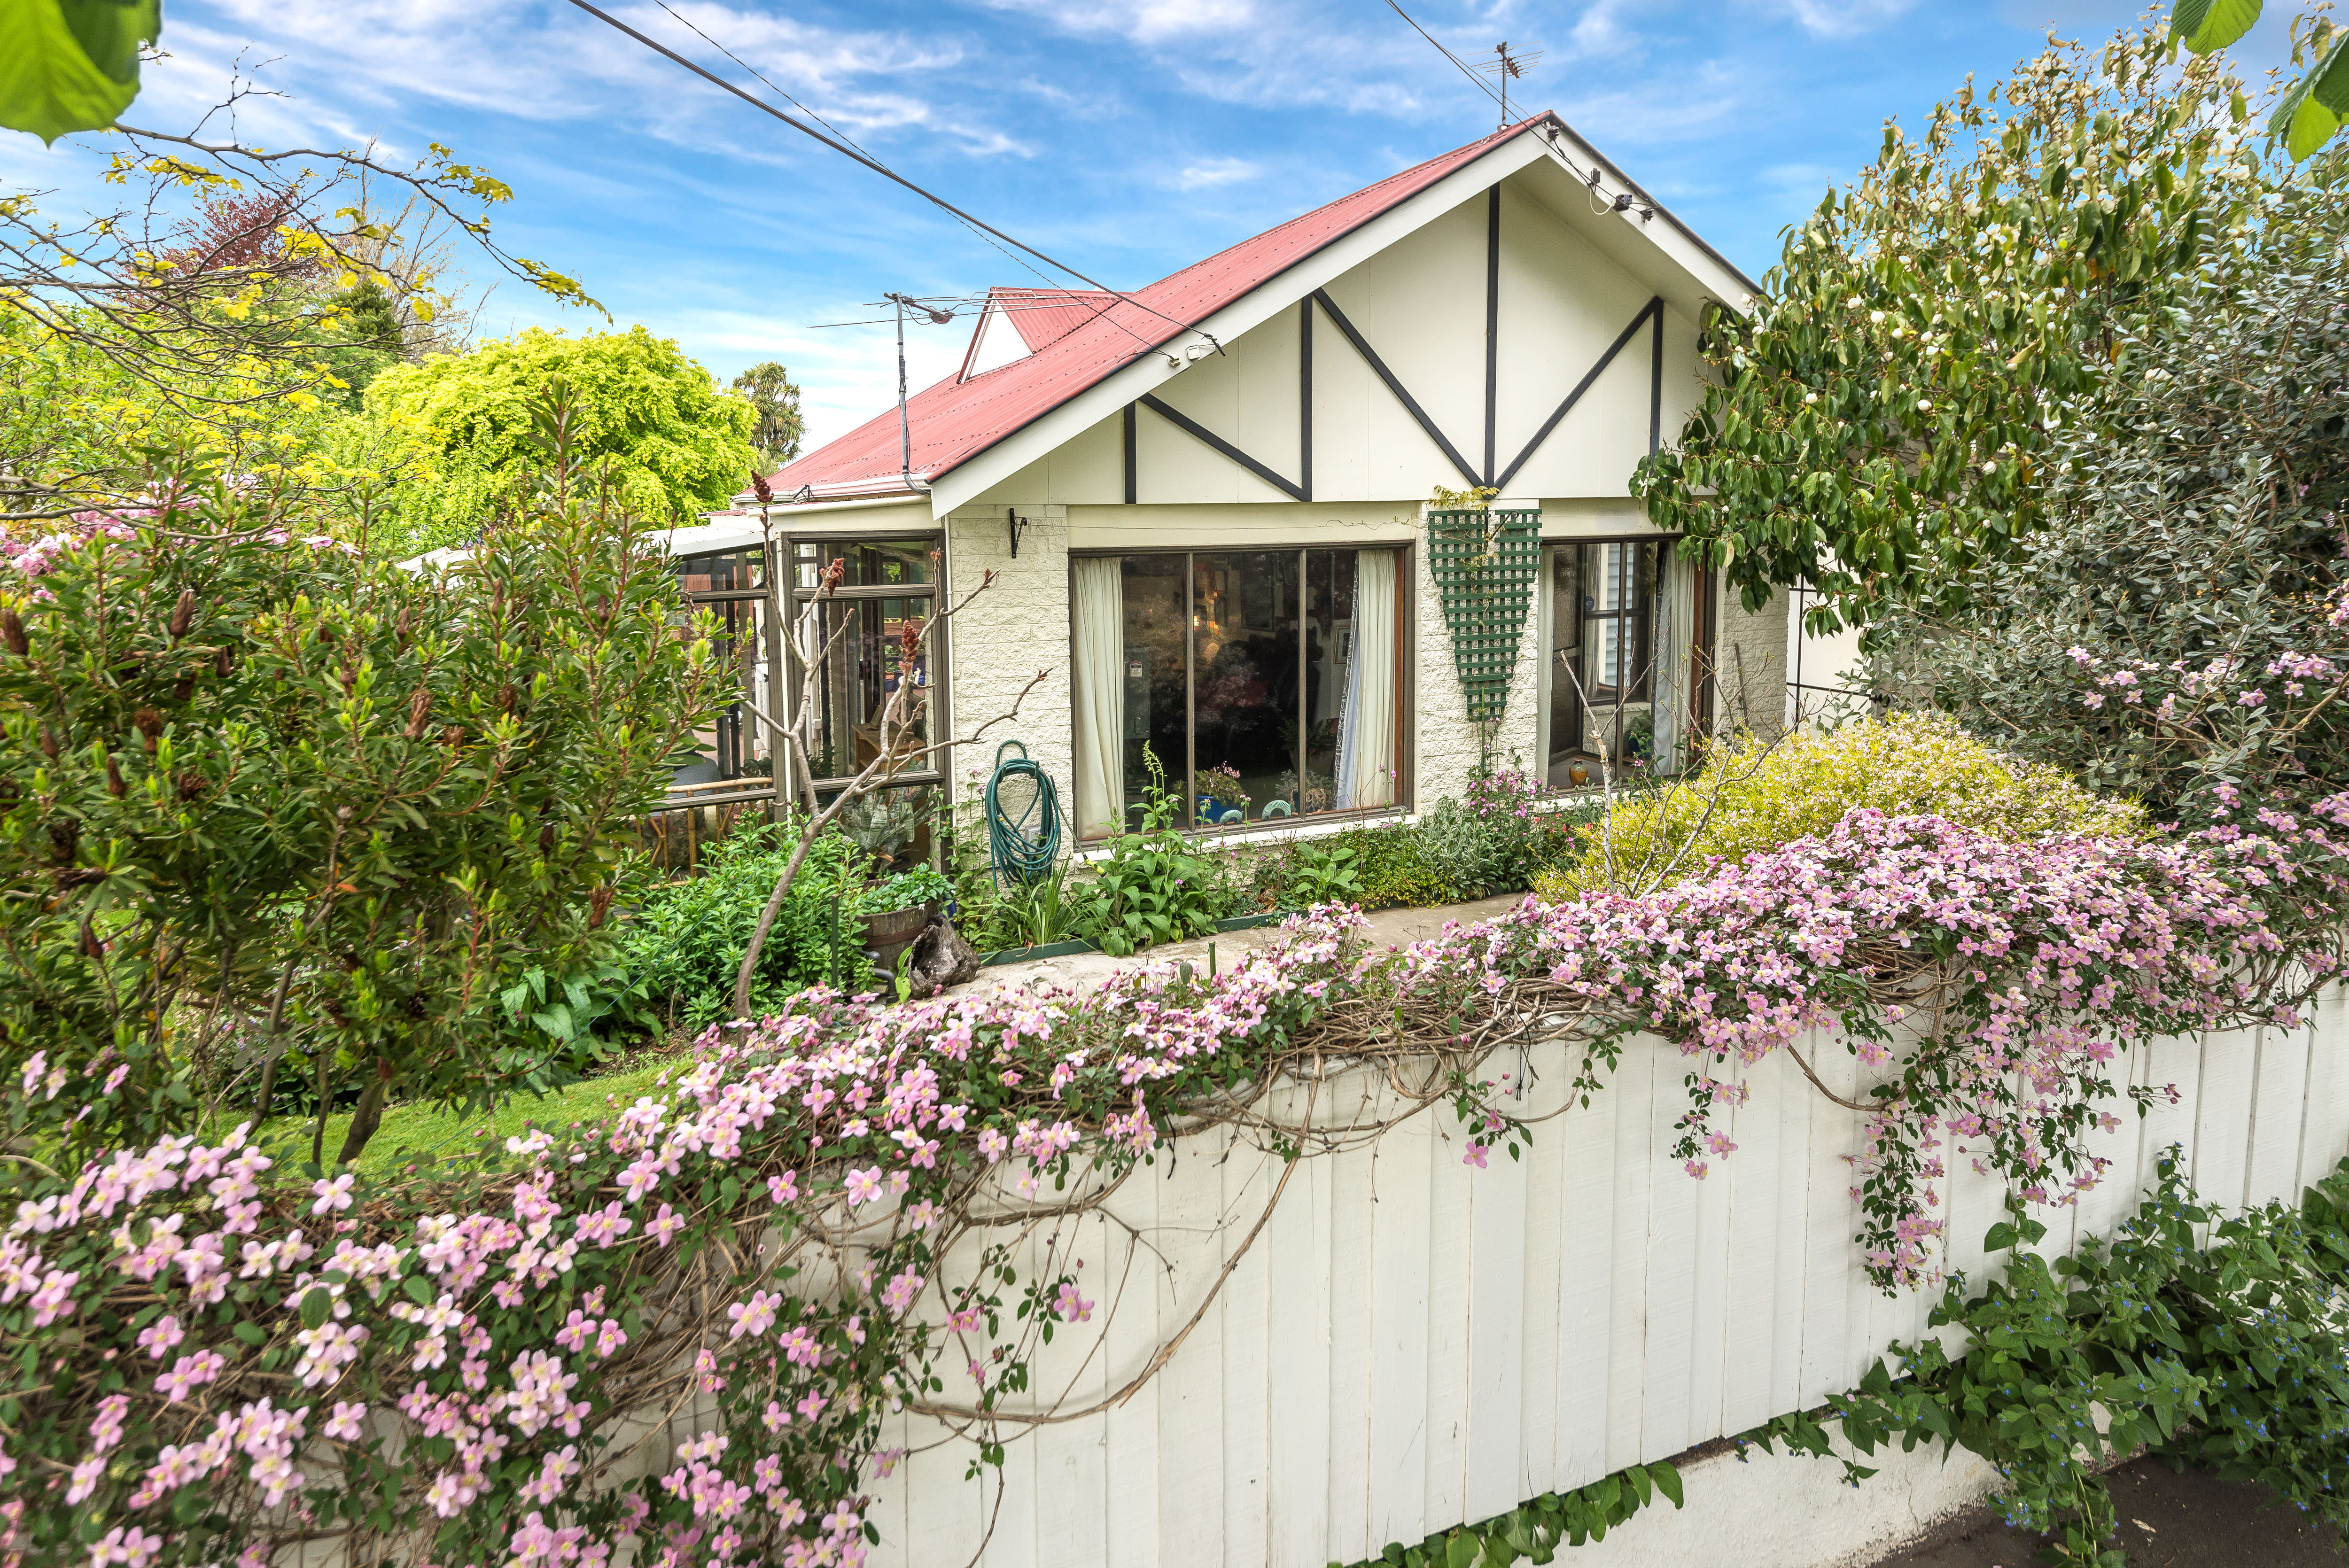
[1472,41,1541,131]
[879,292,956,490]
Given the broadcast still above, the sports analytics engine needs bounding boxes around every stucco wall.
[1411,532,1543,808]
[1715,581,1789,743]
[942,505,1074,823]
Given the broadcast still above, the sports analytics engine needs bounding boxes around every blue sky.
[3,0,2261,449]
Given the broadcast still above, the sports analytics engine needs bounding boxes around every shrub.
[623,821,876,1029]
[1066,750,1224,956]
[1412,761,1553,901]
[1535,713,2140,899]
[1866,168,2349,825]
[1272,839,1364,911]
[1754,1154,2349,1564]
[0,412,718,1166]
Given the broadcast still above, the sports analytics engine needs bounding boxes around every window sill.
[1073,805,1407,861]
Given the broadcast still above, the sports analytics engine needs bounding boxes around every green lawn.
[243,1058,682,1181]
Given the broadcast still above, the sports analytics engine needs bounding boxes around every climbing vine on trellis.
[1427,506,1541,725]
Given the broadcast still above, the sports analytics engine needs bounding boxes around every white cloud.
[1170,156,1260,190]
[975,0,1255,45]
[1769,0,1917,40]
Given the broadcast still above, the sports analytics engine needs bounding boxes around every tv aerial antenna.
[1470,41,1542,130]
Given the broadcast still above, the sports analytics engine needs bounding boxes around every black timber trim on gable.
[1484,184,1501,486]
[1136,395,1309,502]
[1309,288,1482,488]
[1493,295,1663,493]
[1123,403,1138,504]
[1299,296,1314,502]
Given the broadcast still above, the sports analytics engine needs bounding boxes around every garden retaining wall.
[858,985,2349,1567]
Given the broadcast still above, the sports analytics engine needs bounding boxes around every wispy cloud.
[1169,156,1260,190]
[1770,0,1919,40]
[974,0,1256,45]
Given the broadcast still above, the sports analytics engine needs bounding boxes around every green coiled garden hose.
[985,740,1062,888]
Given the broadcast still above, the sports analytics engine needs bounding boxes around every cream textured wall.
[1412,531,1544,808]
[942,505,1075,830]
[1715,581,1790,744]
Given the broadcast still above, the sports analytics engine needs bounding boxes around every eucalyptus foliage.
[1636,24,2305,638]
[1869,164,2349,820]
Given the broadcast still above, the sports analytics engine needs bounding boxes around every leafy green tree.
[732,359,805,469]
[0,389,722,1165]
[364,326,757,558]
[1635,24,2296,640]
[1869,162,2349,823]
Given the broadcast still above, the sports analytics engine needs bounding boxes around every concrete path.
[954,893,1531,999]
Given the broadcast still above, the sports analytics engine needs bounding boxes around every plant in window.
[1197,762,1248,820]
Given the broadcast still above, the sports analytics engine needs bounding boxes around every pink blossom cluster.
[7,799,2342,1563]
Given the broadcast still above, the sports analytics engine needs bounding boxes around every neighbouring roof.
[762,113,1744,503]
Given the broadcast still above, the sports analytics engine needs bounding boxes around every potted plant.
[1196,762,1248,824]
[856,867,952,976]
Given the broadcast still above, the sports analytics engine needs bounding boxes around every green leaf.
[2171,0,2263,54]
[230,1320,265,1346]
[0,0,161,145]
[1983,1221,2017,1252]
[299,1287,332,1330]
[2269,35,2349,160]
[1650,1461,1684,1508]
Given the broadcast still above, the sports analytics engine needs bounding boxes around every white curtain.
[1652,548,1699,775]
[1070,557,1125,837]
[1336,549,1397,810]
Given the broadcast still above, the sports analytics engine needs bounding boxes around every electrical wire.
[650,0,1153,354]
[563,0,1190,346]
[1380,0,1507,112]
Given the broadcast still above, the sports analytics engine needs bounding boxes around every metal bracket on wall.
[1007,510,1029,559]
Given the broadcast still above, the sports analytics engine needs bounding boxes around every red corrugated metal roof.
[990,287,1118,352]
[767,117,1545,498]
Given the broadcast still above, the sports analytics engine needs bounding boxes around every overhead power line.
[560,0,1190,341]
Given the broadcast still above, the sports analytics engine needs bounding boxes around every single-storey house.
[671,112,1790,857]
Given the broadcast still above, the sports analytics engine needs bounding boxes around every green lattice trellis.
[1427,507,1542,724]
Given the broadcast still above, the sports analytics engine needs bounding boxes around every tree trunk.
[337,1061,393,1166]
[731,830,821,1019]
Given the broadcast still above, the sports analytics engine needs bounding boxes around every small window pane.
[676,550,764,594]
[1190,550,1300,827]
[805,599,932,781]
[1118,555,1189,828]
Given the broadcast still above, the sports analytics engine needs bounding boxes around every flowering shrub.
[1411,761,1562,900]
[1867,161,2349,824]
[2,800,2341,1565]
[0,424,720,1169]
[1534,713,2139,900]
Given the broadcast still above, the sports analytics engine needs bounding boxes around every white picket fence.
[863,985,2349,1568]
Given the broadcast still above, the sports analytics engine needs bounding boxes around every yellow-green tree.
[363,326,758,557]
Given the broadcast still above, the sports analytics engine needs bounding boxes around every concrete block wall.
[1411,538,1542,809]
[942,505,1073,821]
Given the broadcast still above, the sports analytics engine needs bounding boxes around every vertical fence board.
[2247,1022,2313,1209]
[1221,1142,1273,1568]
[1103,1156,1162,1568]
[1516,1069,1573,1497]
[2138,1029,2205,1194]
[1267,1130,1334,1568]
[1640,1038,1703,1462]
[1422,1115,1476,1534]
[1717,1049,1783,1436]
[1797,1029,1857,1405]
[1603,1038,1659,1472]
[1466,1119,1528,1524]
[2193,1027,2260,1211]
[1155,1127,1226,1568]
[2302,989,2349,1192]
[1552,1064,1620,1490]
[1324,1137,1378,1565]
[1367,1115,1434,1550]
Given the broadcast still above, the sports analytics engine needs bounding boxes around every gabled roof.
[763,113,1748,503]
